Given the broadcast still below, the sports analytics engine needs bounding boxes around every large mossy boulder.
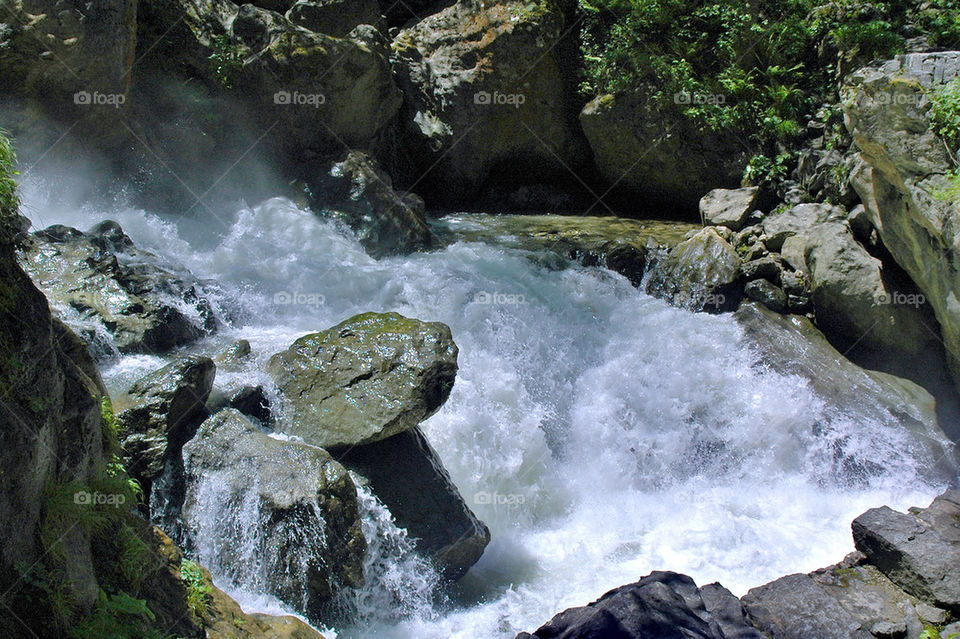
[266,312,458,449]
[515,571,762,639]
[116,356,216,497]
[647,227,742,312]
[391,0,580,201]
[842,52,960,391]
[312,151,432,257]
[182,409,366,615]
[580,92,749,212]
[19,221,217,357]
[339,427,490,580]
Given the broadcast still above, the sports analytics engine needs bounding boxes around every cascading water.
[20,182,956,638]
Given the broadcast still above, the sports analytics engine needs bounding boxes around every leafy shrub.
[180,560,212,618]
[0,130,17,218]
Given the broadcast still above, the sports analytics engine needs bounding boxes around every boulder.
[842,52,960,390]
[266,312,458,449]
[286,0,383,37]
[182,410,366,615]
[515,571,763,639]
[117,356,216,497]
[744,279,787,313]
[852,491,960,613]
[647,227,742,312]
[19,221,217,357]
[312,151,432,257]
[700,187,759,231]
[580,92,748,212]
[742,554,943,639]
[761,203,841,252]
[804,222,939,362]
[391,0,579,201]
[338,427,490,580]
[734,303,956,480]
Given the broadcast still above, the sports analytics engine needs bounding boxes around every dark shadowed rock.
[515,571,762,639]
[337,427,489,580]
[286,0,382,37]
[267,312,458,449]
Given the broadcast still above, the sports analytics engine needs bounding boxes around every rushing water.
[21,186,954,638]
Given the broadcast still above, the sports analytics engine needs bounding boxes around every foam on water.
[22,187,952,638]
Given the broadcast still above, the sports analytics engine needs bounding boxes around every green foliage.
[209,35,244,89]
[0,129,18,219]
[577,0,956,185]
[68,589,162,639]
[930,78,960,154]
[180,559,212,619]
[744,152,794,187]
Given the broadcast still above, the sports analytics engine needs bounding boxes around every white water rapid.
[21,185,953,639]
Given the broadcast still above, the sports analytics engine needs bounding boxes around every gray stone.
[762,203,842,251]
[699,187,760,231]
[647,227,742,312]
[744,279,787,313]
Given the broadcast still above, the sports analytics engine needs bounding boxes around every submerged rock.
[853,491,960,613]
[267,312,458,449]
[647,227,742,312]
[338,427,490,580]
[515,571,763,639]
[182,410,366,614]
[735,303,955,478]
[117,356,216,499]
[312,151,432,257]
[19,221,217,357]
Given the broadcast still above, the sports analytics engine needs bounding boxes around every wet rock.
[853,491,960,613]
[213,339,252,372]
[700,187,760,231]
[286,0,383,37]
[19,221,217,357]
[182,410,366,614]
[515,571,763,639]
[338,427,490,580]
[267,312,458,449]
[117,356,216,499]
[744,279,787,313]
[311,151,432,257]
[647,227,742,312]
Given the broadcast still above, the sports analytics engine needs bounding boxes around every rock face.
[804,222,939,361]
[580,92,748,212]
[312,151,432,257]
[391,0,579,201]
[20,221,217,357]
[734,303,955,478]
[700,187,759,231]
[0,214,106,609]
[267,312,458,449]
[515,571,763,639]
[182,410,366,614]
[286,0,383,37]
[0,0,138,139]
[647,227,742,312]
[761,203,841,252]
[842,52,960,390]
[117,356,216,497]
[852,490,960,613]
[339,427,490,580]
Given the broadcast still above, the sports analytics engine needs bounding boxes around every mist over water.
[20,182,952,638]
